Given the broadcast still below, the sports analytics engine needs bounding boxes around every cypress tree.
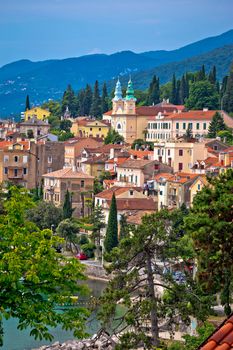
[61,84,77,116]
[25,95,30,111]
[208,112,227,138]
[83,84,93,116]
[101,82,109,114]
[77,89,85,115]
[104,193,118,253]
[196,65,206,81]
[90,80,102,119]
[179,75,186,104]
[147,75,160,105]
[224,65,233,113]
[176,79,181,104]
[208,66,217,85]
[63,190,73,219]
[171,74,177,104]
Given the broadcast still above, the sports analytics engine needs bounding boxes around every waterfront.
[2,279,107,350]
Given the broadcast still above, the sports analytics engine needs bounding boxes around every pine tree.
[179,75,187,104]
[170,74,177,104]
[25,95,30,111]
[90,80,102,119]
[104,193,118,253]
[176,79,181,104]
[77,89,85,115]
[101,82,109,114]
[83,84,93,115]
[208,66,216,85]
[208,112,227,138]
[63,190,74,219]
[196,65,206,81]
[119,214,129,240]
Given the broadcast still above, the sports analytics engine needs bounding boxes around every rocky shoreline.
[32,332,117,350]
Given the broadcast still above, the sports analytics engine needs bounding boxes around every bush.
[79,234,89,245]
[81,242,96,258]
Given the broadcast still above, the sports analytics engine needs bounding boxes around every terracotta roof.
[168,172,199,184]
[95,186,142,200]
[119,159,155,169]
[128,149,154,159]
[106,197,157,211]
[0,141,13,149]
[73,118,110,127]
[154,172,173,181]
[104,104,184,117]
[126,210,153,225]
[42,167,94,179]
[82,154,108,164]
[164,110,217,121]
[198,314,233,350]
[103,110,113,116]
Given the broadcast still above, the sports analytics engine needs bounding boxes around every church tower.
[124,78,136,114]
[112,78,124,115]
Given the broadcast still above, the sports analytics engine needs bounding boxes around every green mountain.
[0,29,233,117]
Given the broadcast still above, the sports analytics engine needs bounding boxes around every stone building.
[19,118,50,139]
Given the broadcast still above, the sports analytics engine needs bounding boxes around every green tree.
[217,130,233,144]
[223,64,233,113]
[63,190,74,219]
[90,205,105,259]
[119,214,130,240]
[94,177,104,195]
[208,65,217,85]
[208,111,227,138]
[101,82,109,114]
[58,131,74,141]
[60,119,72,132]
[171,74,177,104]
[25,94,30,111]
[184,125,193,140]
[62,84,77,116]
[77,89,85,115]
[83,84,93,116]
[90,80,102,118]
[0,187,88,346]
[185,80,219,110]
[104,128,124,144]
[42,100,61,118]
[99,210,211,349]
[56,218,80,252]
[104,193,118,253]
[147,75,160,105]
[196,65,206,81]
[184,170,233,315]
[26,201,63,229]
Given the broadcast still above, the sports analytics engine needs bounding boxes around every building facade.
[23,107,50,121]
[71,118,110,139]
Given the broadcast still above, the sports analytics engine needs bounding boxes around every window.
[188,123,193,129]
[23,168,27,175]
[157,149,160,155]
[179,149,183,156]
[4,167,8,175]
[197,184,201,190]
[196,123,200,130]
[90,128,92,131]
[48,156,52,163]
[14,156,19,162]
[135,176,138,184]
[154,164,159,170]
[176,122,179,130]
[4,155,9,163]
[23,156,28,163]
[117,123,121,129]
[99,128,101,131]
[183,123,186,130]
[178,163,183,171]
[81,180,85,188]
[160,191,163,195]
[47,167,52,173]
[14,169,18,177]
[203,123,207,130]
[129,190,134,196]
[168,149,170,156]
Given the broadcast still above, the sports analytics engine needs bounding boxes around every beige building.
[71,118,110,138]
[103,80,184,143]
[43,168,94,217]
[189,176,208,205]
[146,110,233,142]
[19,118,50,139]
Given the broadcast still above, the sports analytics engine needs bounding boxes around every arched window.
[117,123,122,130]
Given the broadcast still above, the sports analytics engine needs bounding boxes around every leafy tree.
[184,170,233,315]
[104,128,124,144]
[90,80,102,118]
[208,111,227,138]
[63,189,74,219]
[58,131,74,141]
[25,94,30,111]
[185,80,219,110]
[104,193,118,253]
[119,214,130,240]
[99,210,211,349]
[26,201,63,230]
[60,119,72,132]
[94,177,104,195]
[101,82,109,114]
[90,205,105,259]
[0,187,89,346]
[196,65,206,81]
[42,100,61,118]
[217,130,233,144]
[131,138,154,150]
[56,218,80,252]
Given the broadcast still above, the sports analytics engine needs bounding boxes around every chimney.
[110,148,114,159]
[203,108,208,112]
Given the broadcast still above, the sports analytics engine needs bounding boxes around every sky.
[0,0,233,67]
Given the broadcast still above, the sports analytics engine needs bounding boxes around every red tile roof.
[119,159,155,169]
[199,314,233,350]
[106,197,157,211]
[128,149,154,159]
[95,186,142,200]
[42,167,94,179]
[164,110,217,121]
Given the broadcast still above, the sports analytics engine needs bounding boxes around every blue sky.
[1,0,233,67]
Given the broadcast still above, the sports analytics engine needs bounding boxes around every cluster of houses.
[0,78,232,227]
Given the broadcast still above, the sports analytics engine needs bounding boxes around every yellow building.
[189,175,208,206]
[71,118,110,139]
[24,107,50,121]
